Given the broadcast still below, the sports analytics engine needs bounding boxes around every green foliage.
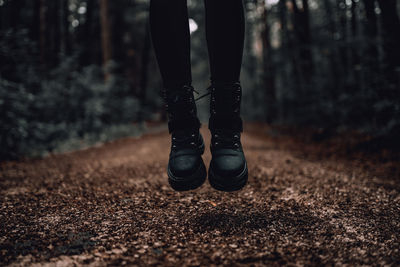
[0,30,141,160]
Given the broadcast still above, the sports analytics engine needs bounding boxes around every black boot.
[207,81,248,191]
[162,84,207,191]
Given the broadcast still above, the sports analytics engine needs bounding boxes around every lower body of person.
[149,0,248,191]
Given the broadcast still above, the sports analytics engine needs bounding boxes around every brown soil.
[1,124,399,266]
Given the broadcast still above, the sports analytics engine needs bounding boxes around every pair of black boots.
[162,82,248,192]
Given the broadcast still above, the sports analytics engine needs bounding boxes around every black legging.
[149,0,245,89]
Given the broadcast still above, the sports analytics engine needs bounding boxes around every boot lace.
[194,84,213,102]
[211,130,241,149]
[195,82,242,115]
[161,85,199,120]
[172,131,199,150]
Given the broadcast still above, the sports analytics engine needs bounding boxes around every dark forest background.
[1,0,399,160]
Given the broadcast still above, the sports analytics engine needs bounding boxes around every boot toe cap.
[210,155,246,178]
[169,155,201,177]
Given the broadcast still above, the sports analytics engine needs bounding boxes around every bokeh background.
[1,0,399,160]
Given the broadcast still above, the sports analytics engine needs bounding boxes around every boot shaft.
[208,81,243,132]
[161,84,201,133]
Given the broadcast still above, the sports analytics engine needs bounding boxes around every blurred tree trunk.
[279,0,288,60]
[99,0,113,80]
[362,0,378,67]
[59,0,70,56]
[39,0,61,67]
[278,0,289,119]
[6,0,23,29]
[37,0,62,67]
[260,0,276,123]
[30,0,41,45]
[49,0,61,66]
[350,0,358,41]
[279,0,303,119]
[285,0,303,94]
[362,0,380,92]
[39,0,47,66]
[376,0,400,86]
[137,21,151,122]
[110,0,125,71]
[350,0,361,87]
[322,0,341,92]
[291,0,313,85]
[350,0,360,67]
[337,0,349,82]
[301,0,312,72]
[81,0,98,66]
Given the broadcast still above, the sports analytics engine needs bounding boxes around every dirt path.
[1,124,399,266]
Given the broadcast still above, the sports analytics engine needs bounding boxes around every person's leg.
[204,0,245,84]
[149,0,206,191]
[204,0,245,131]
[149,0,192,88]
[204,0,248,192]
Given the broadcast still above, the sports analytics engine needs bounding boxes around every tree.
[99,0,113,80]
[291,0,313,85]
[80,0,101,66]
[139,21,151,111]
[376,0,400,85]
[39,0,47,65]
[259,0,276,122]
[59,0,70,56]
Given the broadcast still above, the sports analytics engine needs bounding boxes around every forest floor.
[1,123,400,266]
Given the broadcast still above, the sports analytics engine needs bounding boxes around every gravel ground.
[1,124,399,266]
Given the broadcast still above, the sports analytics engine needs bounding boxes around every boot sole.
[168,160,207,191]
[208,162,248,192]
